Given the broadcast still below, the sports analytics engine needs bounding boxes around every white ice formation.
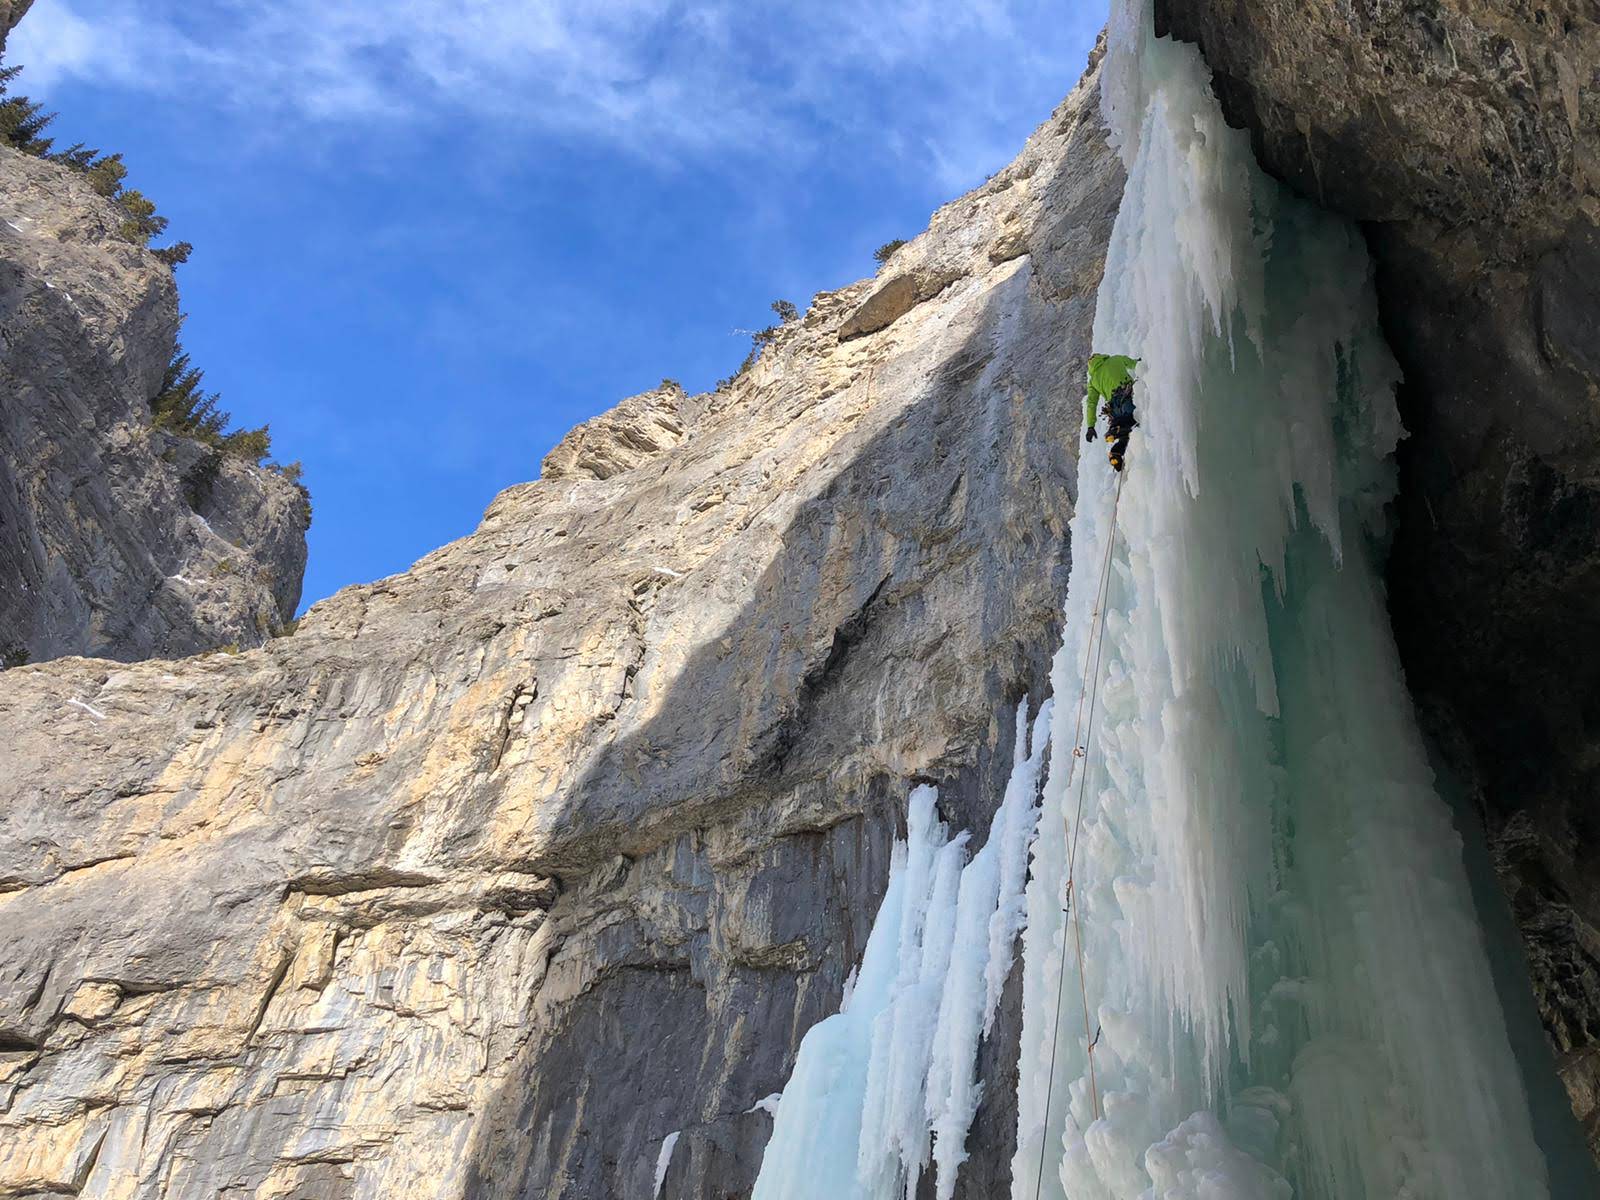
[751,2,1553,1198]
[752,701,1052,1200]
[652,1131,680,1198]
[1012,3,1549,1198]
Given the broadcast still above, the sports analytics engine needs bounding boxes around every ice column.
[1010,3,1551,1199]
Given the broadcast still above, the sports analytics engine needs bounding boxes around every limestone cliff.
[1156,0,1600,1153]
[0,144,310,666]
[0,68,1120,1197]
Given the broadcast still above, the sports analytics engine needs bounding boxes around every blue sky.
[10,1,1102,610]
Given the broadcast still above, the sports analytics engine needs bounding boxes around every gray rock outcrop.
[1155,0,1600,1155]
[0,1,31,53]
[539,381,693,482]
[0,143,310,666]
[0,67,1120,1198]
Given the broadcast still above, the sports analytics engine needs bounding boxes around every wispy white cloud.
[11,0,1101,185]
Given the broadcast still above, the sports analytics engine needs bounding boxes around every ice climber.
[1082,353,1139,473]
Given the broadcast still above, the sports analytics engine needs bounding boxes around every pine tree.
[116,189,168,245]
[0,63,55,155]
[149,345,274,463]
[82,150,127,197]
[152,242,193,266]
[51,142,102,172]
[151,348,231,442]
[220,425,271,465]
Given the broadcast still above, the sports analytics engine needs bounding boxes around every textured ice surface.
[753,4,1552,1195]
[1009,3,1549,1198]
[753,703,1050,1200]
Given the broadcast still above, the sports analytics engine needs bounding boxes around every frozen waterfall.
[750,2,1554,1197]
[1013,3,1549,1198]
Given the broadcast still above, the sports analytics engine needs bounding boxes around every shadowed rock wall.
[0,144,309,666]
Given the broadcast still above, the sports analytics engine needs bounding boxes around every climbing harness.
[1104,383,1139,473]
[1031,464,1128,1200]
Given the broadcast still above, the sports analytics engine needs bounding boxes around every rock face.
[539,382,692,483]
[0,144,310,667]
[1155,0,1600,1156]
[0,67,1120,1199]
[0,0,31,52]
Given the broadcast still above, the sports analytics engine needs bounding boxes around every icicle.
[1010,3,1550,1198]
[753,705,1050,1199]
[652,1132,680,1199]
[927,701,1052,1199]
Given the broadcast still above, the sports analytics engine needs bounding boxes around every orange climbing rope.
[1032,467,1127,1200]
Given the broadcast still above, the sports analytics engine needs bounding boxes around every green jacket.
[1084,354,1138,429]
